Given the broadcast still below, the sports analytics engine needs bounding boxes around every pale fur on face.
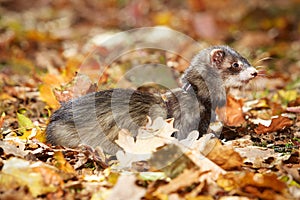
[224,65,257,88]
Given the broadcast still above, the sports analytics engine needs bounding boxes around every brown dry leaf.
[217,172,289,199]
[0,140,28,158]
[53,151,76,174]
[53,88,74,103]
[185,150,226,181]
[182,135,227,180]
[154,168,203,195]
[54,74,97,103]
[234,146,277,169]
[206,139,243,170]
[70,73,95,98]
[254,115,293,134]
[219,95,246,127]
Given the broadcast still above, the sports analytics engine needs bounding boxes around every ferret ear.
[210,49,225,66]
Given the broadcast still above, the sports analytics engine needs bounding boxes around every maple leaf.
[115,117,177,168]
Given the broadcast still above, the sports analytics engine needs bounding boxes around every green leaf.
[17,112,33,133]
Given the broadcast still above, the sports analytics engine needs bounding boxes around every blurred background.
[1,0,300,70]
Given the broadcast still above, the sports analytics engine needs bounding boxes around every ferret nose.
[248,67,258,78]
[251,71,258,77]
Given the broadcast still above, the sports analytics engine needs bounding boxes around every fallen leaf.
[53,151,76,174]
[0,112,5,129]
[254,115,293,134]
[219,95,246,127]
[154,168,203,195]
[63,56,83,81]
[39,84,60,109]
[107,174,146,200]
[17,112,33,133]
[41,73,63,86]
[217,172,289,199]
[1,157,62,197]
[206,139,243,170]
[149,144,196,178]
[115,117,177,168]
[234,146,277,168]
[0,140,28,157]
[32,126,47,142]
[278,89,297,104]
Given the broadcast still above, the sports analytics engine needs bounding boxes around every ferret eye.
[232,62,239,68]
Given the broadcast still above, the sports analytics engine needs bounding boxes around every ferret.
[46,46,258,154]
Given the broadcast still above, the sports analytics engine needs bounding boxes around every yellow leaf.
[39,84,60,109]
[278,90,297,103]
[19,129,32,140]
[53,151,75,174]
[17,112,33,133]
[63,56,83,81]
[33,128,47,143]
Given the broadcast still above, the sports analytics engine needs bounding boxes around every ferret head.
[181,46,257,107]
[208,46,258,88]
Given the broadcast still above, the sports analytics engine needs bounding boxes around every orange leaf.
[254,115,293,134]
[206,139,243,170]
[41,74,63,86]
[218,95,246,127]
[0,112,5,129]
